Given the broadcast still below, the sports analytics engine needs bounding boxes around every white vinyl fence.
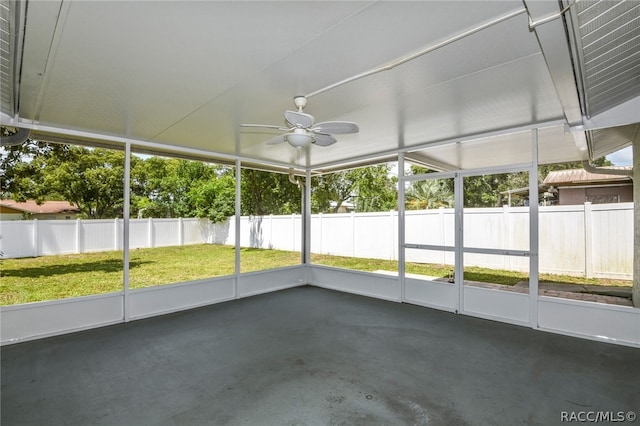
[0,203,633,279]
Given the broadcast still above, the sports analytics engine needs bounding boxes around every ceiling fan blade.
[285,110,315,128]
[312,133,337,147]
[265,134,287,145]
[313,121,359,134]
[240,124,288,131]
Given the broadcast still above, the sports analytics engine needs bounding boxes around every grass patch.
[1,245,299,305]
[1,244,631,305]
[311,254,528,285]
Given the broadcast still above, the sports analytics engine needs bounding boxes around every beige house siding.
[558,184,633,205]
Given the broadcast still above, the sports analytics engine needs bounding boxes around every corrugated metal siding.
[0,0,14,115]
[587,123,640,158]
[573,0,640,116]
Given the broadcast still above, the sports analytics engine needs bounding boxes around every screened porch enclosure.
[2,128,637,347]
[2,1,639,423]
[1,0,639,347]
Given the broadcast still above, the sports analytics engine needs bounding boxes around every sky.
[606,146,633,166]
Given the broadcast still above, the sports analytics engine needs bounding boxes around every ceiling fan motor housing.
[293,96,307,111]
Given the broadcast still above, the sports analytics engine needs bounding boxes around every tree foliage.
[405,179,454,209]
[131,157,235,222]
[406,158,613,208]
[240,169,301,215]
[3,135,611,220]
[1,141,129,218]
[311,164,397,213]
[1,140,236,221]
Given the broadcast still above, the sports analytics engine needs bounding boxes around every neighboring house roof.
[0,200,80,215]
[543,168,633,186]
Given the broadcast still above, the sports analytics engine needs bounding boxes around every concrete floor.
[1,286,638,425]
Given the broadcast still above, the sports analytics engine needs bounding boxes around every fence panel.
[404,209,455,265]
[0,220,35,258]
[82,220,118,253]
[508,208,530,271]
[183,218,211,245]
[39,221,77,256]
[215,219,234,245]
[319,213,354,257]
[153,219,180,247]
[270,215,295,251]
[354,212,394,260]
[539,205,586,276]
[0,203,633,279]
[310,214,323,254]
[405,209,446,246]
[591,204,633,279]
[129,219,149,250]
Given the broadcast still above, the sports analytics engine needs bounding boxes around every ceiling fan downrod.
[293,96,307,112]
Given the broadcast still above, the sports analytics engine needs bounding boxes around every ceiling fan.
[241,96,359,148]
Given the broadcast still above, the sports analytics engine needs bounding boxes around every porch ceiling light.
[285,129,314,148]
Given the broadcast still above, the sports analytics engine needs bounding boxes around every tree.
[407,159,613,208]
[405,179,454,209]
[348,165,397,212]
[1,139,69,202]
[405,165,454,209]
[1,140,130,218]
[131,157,235,221]
[311,172,354,213]
[311,164,397,213]
[240,169,301,215]
[1,139,236,221]
[186,172,235,222]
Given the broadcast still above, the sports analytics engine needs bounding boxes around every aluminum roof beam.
[524,0,589,160]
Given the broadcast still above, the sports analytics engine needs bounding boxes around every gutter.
[0,127,30,147]
[289,169,304,189]
[581,161,633,179]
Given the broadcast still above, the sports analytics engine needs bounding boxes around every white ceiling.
[3,1,637,172]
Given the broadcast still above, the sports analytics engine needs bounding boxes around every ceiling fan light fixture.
[241,96,358,149]
[285,130,313,147]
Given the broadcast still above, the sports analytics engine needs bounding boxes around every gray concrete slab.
[1,286,638,426]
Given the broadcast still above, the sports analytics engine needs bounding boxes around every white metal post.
[235,160,241,299]
[398,153,406,303]
[633,137,640,307]
[304,169,311,265]
[123,142,131,322]
[455,172,464,314]
[529,129,539,328]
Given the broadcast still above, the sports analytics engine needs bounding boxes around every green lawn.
[0,244,631,305]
